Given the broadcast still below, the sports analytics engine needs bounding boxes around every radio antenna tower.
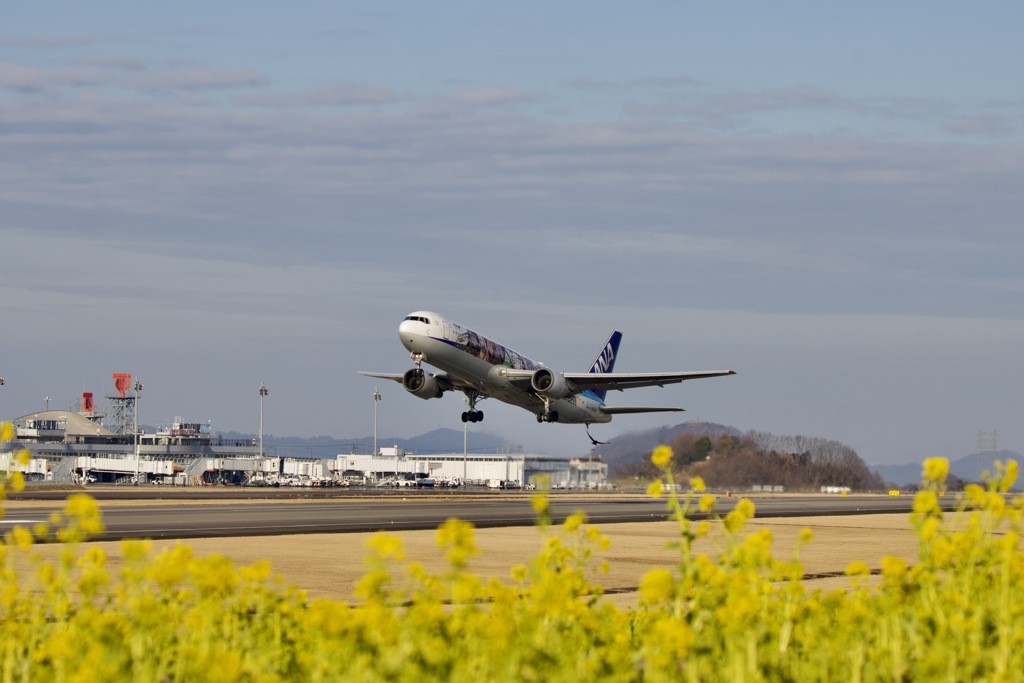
[107,373,137,435]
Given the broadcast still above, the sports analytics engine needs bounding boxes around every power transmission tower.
[976,430,998,479]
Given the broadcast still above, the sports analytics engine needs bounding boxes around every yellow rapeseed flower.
[844,561,871,577]
[651,446,673,468]
[698,494,716,512]
[881,555,907,578]
[10,526,33,550]
[563,511,586,533]
[64,494,104,535]
[531,493,550,516]
[913,490,939,516]
[690,476,706,492]
[367,532,406,562]
[639,567,675,604]
[997,460,1019,493]
[0,422,13,442]
[922,457,949,484]
[646,481,664,498]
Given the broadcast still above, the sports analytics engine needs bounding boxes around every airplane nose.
[399,320,424,351]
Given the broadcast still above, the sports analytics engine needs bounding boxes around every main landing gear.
[461,389,484,423]
[535,396,559,423]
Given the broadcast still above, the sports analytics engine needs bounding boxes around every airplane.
[359,311,736,443]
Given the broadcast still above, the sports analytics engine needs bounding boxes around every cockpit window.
[403,316,430,324]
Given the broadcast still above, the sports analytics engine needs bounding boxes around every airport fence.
[3,423,1024,681]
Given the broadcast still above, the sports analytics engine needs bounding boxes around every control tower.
[106,373,138,436]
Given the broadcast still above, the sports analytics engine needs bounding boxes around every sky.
[2,2,1022,466]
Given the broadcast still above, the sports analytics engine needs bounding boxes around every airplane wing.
[356,371,476,393]
[600,406,686,415]
[357,372,405,383]
[564,370,736,393]
[496,369,736,393]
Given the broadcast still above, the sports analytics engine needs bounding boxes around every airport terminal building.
[3,407,607,489]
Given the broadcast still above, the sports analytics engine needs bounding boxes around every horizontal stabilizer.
[600,406,685,415]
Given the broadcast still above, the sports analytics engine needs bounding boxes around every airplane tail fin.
[585,330,622,402]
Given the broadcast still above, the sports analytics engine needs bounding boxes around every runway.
[3,490,924,542]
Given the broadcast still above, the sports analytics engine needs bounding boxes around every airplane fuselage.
[399,312,611,424]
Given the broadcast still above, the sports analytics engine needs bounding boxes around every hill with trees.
[604,422,886,491]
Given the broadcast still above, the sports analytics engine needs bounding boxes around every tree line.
[615,429,888,491]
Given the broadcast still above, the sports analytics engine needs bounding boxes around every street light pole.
[258,383,269,459]
[373,388,382,458]
[133,378,143,484]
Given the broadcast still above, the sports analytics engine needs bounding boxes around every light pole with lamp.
[373,388,382,458]
[133,378,143,484]
[258,383,268,459]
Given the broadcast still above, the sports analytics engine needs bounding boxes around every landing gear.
[461,389,484,423]
[407,352,425,382]
[537,396,559,423]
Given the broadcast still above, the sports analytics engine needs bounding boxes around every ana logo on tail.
[589,331,622,375]
[586,331,622,402]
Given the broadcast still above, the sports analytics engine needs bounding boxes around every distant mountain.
[590,420,743,473]
[872,450,1023,487]
[215,428,512,459]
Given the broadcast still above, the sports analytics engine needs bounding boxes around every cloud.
[439,87,534,107]
[0,35,106,49]
[943,112,1016,138]
[139,68,268,92]
[0,62,104,90]
[565,75,701,90]
[76,55,147,72]
[236,84,401,108]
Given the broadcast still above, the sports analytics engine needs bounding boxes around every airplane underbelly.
[552,398,611,424]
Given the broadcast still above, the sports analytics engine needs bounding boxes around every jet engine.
[403,368,443,399]
[531,368,571,399]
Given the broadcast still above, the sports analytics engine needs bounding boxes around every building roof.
[14,410,116,437]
